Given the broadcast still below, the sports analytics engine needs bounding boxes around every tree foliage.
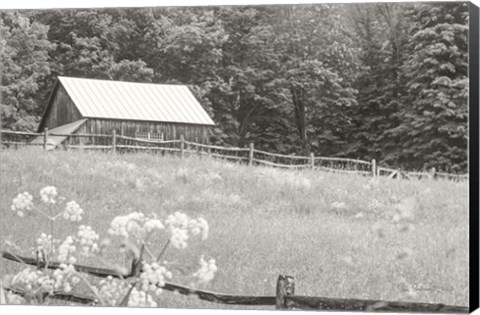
[0,3,470,172]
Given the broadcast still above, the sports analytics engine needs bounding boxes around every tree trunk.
[291,87,310,156]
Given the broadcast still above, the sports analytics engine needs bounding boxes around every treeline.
[0,3,469,172]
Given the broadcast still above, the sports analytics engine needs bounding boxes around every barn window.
[135,132,164,141]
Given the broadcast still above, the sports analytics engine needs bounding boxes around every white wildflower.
[57,236,76,264]
[77,225,99,256]
[192,256,217,285]
[139,262,171,296]
[128,288,157,307]
[36,233,53,257]
[165,212,210,248]
[143,219,164,234]
[52,264,76,291]
[98,276,129,305]
[11,267,43,292]
[192,218,209,240]
[63,201,84,222]
[40,186,58,204]
[11,192,33,216]
[169,227,188,249]
[108,212,145,238]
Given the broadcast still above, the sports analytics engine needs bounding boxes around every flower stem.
[156,239,170,262]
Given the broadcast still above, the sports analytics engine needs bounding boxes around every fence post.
[310,153,315,169]
[112,130,117,154]
[371,159,377,178]
[248,143,254,166]
[43,127,49,150]
[275,275,295,310]
[180,135,185,159]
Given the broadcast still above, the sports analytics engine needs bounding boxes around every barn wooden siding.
[73,119,210,144]
[40,84,82,131]
[38,77,214,146]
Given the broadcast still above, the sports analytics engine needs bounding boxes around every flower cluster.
[11,267,44,292]
[36,233,54,257]
[40,186,58,204]
[128,288,157,307]
[9,264,76,296]
[51,263,77,293]
[165,212,209,249]
[98,276,129,305]
[108,212,165,240]
[63,201,84,222]
[57,236,77,264]
[139,262,172,296]
[11,192,33,217]
[192,257,217,285]
[77,225,99,256]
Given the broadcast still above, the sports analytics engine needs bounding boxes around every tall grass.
[0,147,469,308]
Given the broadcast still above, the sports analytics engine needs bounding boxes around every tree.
[250,5,359,156]
[0,11,54,130]
[400,3,468,172]
[343,3,411,164]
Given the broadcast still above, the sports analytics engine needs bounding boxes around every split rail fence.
[0,129,469,182]
[0,250,469,312]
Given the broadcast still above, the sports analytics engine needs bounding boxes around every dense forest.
[0,3,469,172]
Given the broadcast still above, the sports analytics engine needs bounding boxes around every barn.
[35,76,215,147]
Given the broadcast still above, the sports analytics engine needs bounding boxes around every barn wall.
[42,84,82,130]
[83,119,211,144]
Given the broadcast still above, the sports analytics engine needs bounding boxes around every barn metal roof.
[57,77,215,126]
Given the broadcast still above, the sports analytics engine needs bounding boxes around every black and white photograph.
[0,0,478,314]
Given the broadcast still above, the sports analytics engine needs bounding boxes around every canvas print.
[0,1,477,313]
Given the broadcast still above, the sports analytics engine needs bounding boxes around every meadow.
[0,147,469,309]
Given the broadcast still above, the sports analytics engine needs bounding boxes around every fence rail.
[0,129,469,182]
[1,251,468,312]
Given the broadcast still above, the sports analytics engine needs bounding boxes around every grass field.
[0,147,469,309]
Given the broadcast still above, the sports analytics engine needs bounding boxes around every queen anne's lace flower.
[11,192,33,217]
[165,212,209,248]
[139,262,172,295]
[128,288,157,307]
[98,276,129,305]
[169,227,189,249]
[36,233,53,258]
[77,225,99,256]
[57,236,77,264]
[52,263,76,292]
[192,257,217,285]
[192,218,209,241]
[40,186,58,204]
[108,212,165,239]
[11,267,43,292]
[63,201,84,222]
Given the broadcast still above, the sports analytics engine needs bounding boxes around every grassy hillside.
[0,147,469,308]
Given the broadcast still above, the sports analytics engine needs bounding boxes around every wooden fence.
[0,250,469,312]
[0,129,469,182]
